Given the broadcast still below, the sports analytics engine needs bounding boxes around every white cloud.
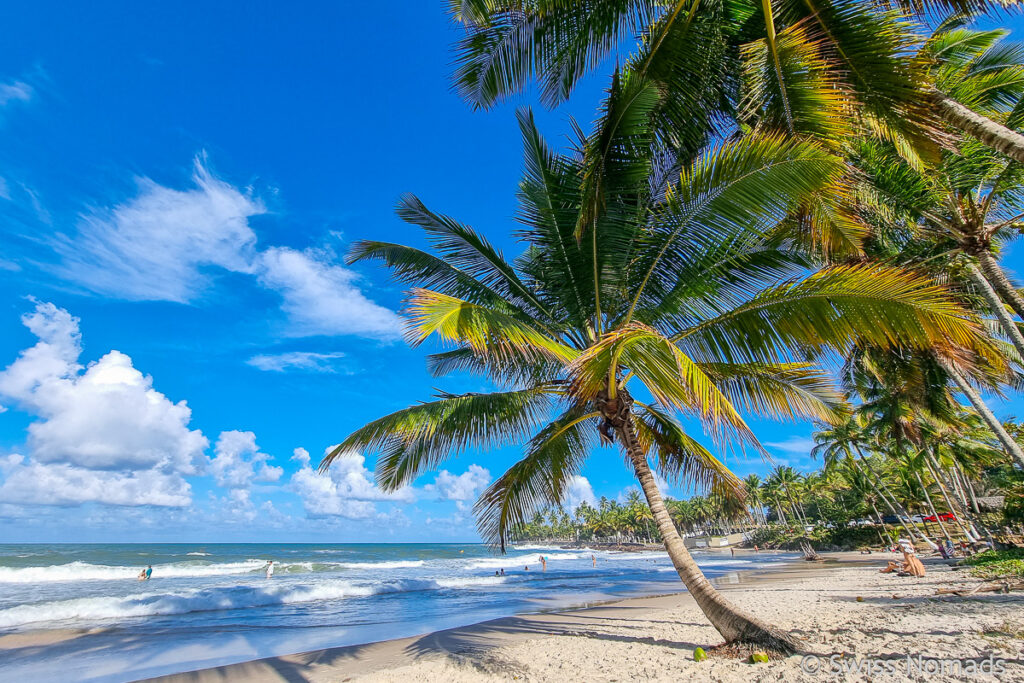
[209,431,283,490]
[0,455,191,507]
[291,447,311,466]
[54,157,400,340]
[57,158,263,302]
[563,475,597,511]
[0,302,208,507]
[764,436,815,456]
[289,447,413,519]
[246,351,346,373]
[426,465,490,510]
[0,80,32,107]
[257,247,400,338]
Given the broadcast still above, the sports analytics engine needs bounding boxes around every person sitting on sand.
[880,546,925,578]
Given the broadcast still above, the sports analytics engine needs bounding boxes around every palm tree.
[767,466,807,527]
[812,414,935,546]
[448,2,1024,165]
[323,114,981,651]
[743,474,767,526]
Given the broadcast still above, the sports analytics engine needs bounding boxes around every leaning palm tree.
[448,1,1024,164]
[322,113,981,652]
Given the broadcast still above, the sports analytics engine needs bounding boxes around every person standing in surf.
[265,560,274,579]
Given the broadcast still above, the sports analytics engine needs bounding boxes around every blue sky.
[0,3,1022,542]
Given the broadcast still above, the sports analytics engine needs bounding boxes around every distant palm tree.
[324,114,981,651]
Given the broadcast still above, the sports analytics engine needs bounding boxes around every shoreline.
[138,552,1024,682]
[137,553,879,683]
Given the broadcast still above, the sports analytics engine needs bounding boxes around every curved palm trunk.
[965,262,1024,360]
[977,252,1024,322]
[924,455,976,542]
[868,500,890,546]
[938,358,1024,469]
[853,450,935,549]
[619,417,799,653]
[914,470,954,544]
[932,88,1024,165]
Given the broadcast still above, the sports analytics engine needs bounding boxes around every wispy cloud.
[54,156,401,340]
[246,351,347,373]
[0,79,32,107]
[764,436,815,456]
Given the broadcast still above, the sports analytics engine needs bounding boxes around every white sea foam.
[332,560,425,570]
[0,575,505,628]
[467,552,585,570]
[0,560,267,583]
[185,552,210,557]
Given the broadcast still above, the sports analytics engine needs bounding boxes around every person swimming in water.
[499,568,505,576]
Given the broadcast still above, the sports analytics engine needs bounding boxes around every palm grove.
[321,1,1024,654]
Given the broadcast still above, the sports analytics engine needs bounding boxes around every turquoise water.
[0,543,796,682]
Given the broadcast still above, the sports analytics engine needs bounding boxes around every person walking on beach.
[265,560,275,579]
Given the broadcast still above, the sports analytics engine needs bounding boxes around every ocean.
[0,543,796,682]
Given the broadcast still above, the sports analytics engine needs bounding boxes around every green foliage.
[963,549,1024,579]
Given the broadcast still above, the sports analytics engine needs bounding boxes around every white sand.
[144,555,1024,683]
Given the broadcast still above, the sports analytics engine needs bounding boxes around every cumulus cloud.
[289,447,413,519]
[425,465,490,511]
[209,430,283,490]
[257,247,400,338]
[563,475,597,511]
[0,454,192,507]
[0,302,207,506]
[57,158,263,302]
[246,351,347,373]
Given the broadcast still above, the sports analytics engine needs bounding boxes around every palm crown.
[324,111,980,550]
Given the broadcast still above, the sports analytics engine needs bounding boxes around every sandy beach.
[138,553,1024,683]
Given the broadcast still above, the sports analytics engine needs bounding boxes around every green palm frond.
[740,20,851,142]
[397,194,555,321]
[475,405,599,550]
[405,289,578,364]
[568,323,763,449]
[679,264,983,363]
[698,361,850,424]
[323,387,555,490]
[633,403,746,499]
[628,134,847,320]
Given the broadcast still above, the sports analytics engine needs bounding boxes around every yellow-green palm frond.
[475,405,599,550]
[567,323,763,451]
[633,403,746,502]
[323,387,556,491]
[405,289,578,365]
[678,264,983,364]
[775,182,868,261]
[740,20,852,143]
[697,361,850,425]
